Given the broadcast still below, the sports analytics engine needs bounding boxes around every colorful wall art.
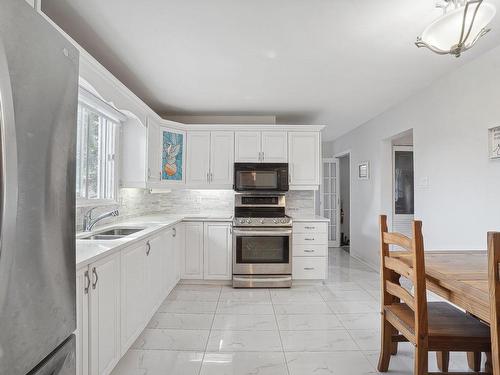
[161,128,185,181]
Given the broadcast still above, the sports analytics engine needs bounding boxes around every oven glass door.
[237,236,289,263]
[235,170,279,190]
[233,229,291,274]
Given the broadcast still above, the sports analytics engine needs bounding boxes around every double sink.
[79,227,146,240]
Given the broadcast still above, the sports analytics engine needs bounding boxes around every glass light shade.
[417,1,496,56]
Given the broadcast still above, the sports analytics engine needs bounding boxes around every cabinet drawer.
[293,244,327,257]
[293,257,327,279]
[293,232,327,245]
[293,222,328,234]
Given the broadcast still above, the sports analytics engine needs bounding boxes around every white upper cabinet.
[186,131,234,187]
[288,131,321,188]
[261,131,287,162]
[186,132,211,185]
[235,131,261,162]
[203,223,232,280]
[210,131,234,185]
[235,131,287,162]
[146,117,161,182]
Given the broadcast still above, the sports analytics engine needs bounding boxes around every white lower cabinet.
[292,221,328,280]
[76,268,89,375]
[181,222,204,279]
[89,252,121,375]
[120,242,147,354]
[204,222,232,280]
[76,225,183,375]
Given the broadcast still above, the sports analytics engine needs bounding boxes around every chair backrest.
[488,232,500,374]
[379,215,428,343]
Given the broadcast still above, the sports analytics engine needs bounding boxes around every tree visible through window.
[76,103,117,201]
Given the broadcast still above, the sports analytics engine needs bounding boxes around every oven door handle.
[233,228,292,236]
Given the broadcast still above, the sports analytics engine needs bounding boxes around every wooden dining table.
[393,250,497,373]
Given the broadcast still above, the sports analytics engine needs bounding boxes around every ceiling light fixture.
[416,0,496,57]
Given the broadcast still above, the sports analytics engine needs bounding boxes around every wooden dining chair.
[488,232,500,375]
[378,215,491,375]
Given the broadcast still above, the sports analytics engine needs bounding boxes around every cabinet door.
[288,132,320,186]
[120,242,147,354]
[146,234,167,316]
[181,222,204,279]
[186,131,211,185]
[235,131,261,162]
[210,131,234,185]
[203,223,232,280]
[89,253,121,375]
[174,224,184,283]
[147,118,161,182]
[162,227,176,296]
[76,268,89,375]
[261,131,287,162]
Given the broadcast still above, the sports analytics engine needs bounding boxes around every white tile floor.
[111,248,479,375]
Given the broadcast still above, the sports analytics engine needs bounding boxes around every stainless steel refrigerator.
[0,0,79,374]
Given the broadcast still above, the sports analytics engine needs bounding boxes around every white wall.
[324,45,500,268]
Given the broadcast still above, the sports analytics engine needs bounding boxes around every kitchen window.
[76,87,124,204]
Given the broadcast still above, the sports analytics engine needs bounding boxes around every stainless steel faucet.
[82,208,119,232]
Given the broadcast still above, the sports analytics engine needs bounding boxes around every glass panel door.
[322,158,339,247]
[392,146,414,237]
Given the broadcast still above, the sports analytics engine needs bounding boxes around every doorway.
[392,134,414,237]
[338,154,350,250]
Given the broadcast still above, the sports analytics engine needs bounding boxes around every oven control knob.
[273,219,278,224]
[260,219,264,224]
[246,219,252,224]
[239,219,244,224]
[281,219,286,223]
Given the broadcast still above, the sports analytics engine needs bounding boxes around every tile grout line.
[197,285,222,375]
[270,288,292,375]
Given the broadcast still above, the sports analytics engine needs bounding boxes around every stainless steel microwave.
[233,163,289,192]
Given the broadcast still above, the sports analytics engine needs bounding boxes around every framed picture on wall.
[489,126,500,160]
[160,127,186,183]
[358,161,370,180]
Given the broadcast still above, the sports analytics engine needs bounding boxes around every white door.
[235,131,261,162]
[76,267,89,375]
[182,222,204,279]
[210,131,234,185]
[261,131,287,162]
[146,117,161,182]
[186,131,211,185]
[89,253,121,375]
[321,158,340,247]
[146,234,167,315]
[288,132,320,186]
[120,242,147,353]
[204,222,232,280]
[392,146,414,237]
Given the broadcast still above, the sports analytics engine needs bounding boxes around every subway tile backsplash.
[76,188,315,231]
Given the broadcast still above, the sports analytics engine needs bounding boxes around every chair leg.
[414,346,428,375]
[467,352,482,372]
[390,326,399,355]
[377,316,393,372]
[484,352,492,374]
[436,351,449,372]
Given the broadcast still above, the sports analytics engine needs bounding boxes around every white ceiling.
[42,0,500,140]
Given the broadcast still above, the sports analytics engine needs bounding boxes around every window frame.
[76,89,123,208]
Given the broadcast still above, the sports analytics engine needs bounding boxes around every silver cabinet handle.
[262,151,264,161]
[206,172,209,182]
[84,270,91,294]
[304,226,316,230]
[229,226,233,234]
[304,238,315,241]
[147,168,151,178]
[304,267,315,270]
[146,240,151,256]
[172,228,176,237]
[91,267,98,289]
[304,249,315,253]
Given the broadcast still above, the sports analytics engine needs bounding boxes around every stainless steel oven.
[234,163,289,192]
[232,193,292,288]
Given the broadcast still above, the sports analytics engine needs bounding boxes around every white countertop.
[76,213,328,269]
[76,214,232,269]
[290,215,330,222]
